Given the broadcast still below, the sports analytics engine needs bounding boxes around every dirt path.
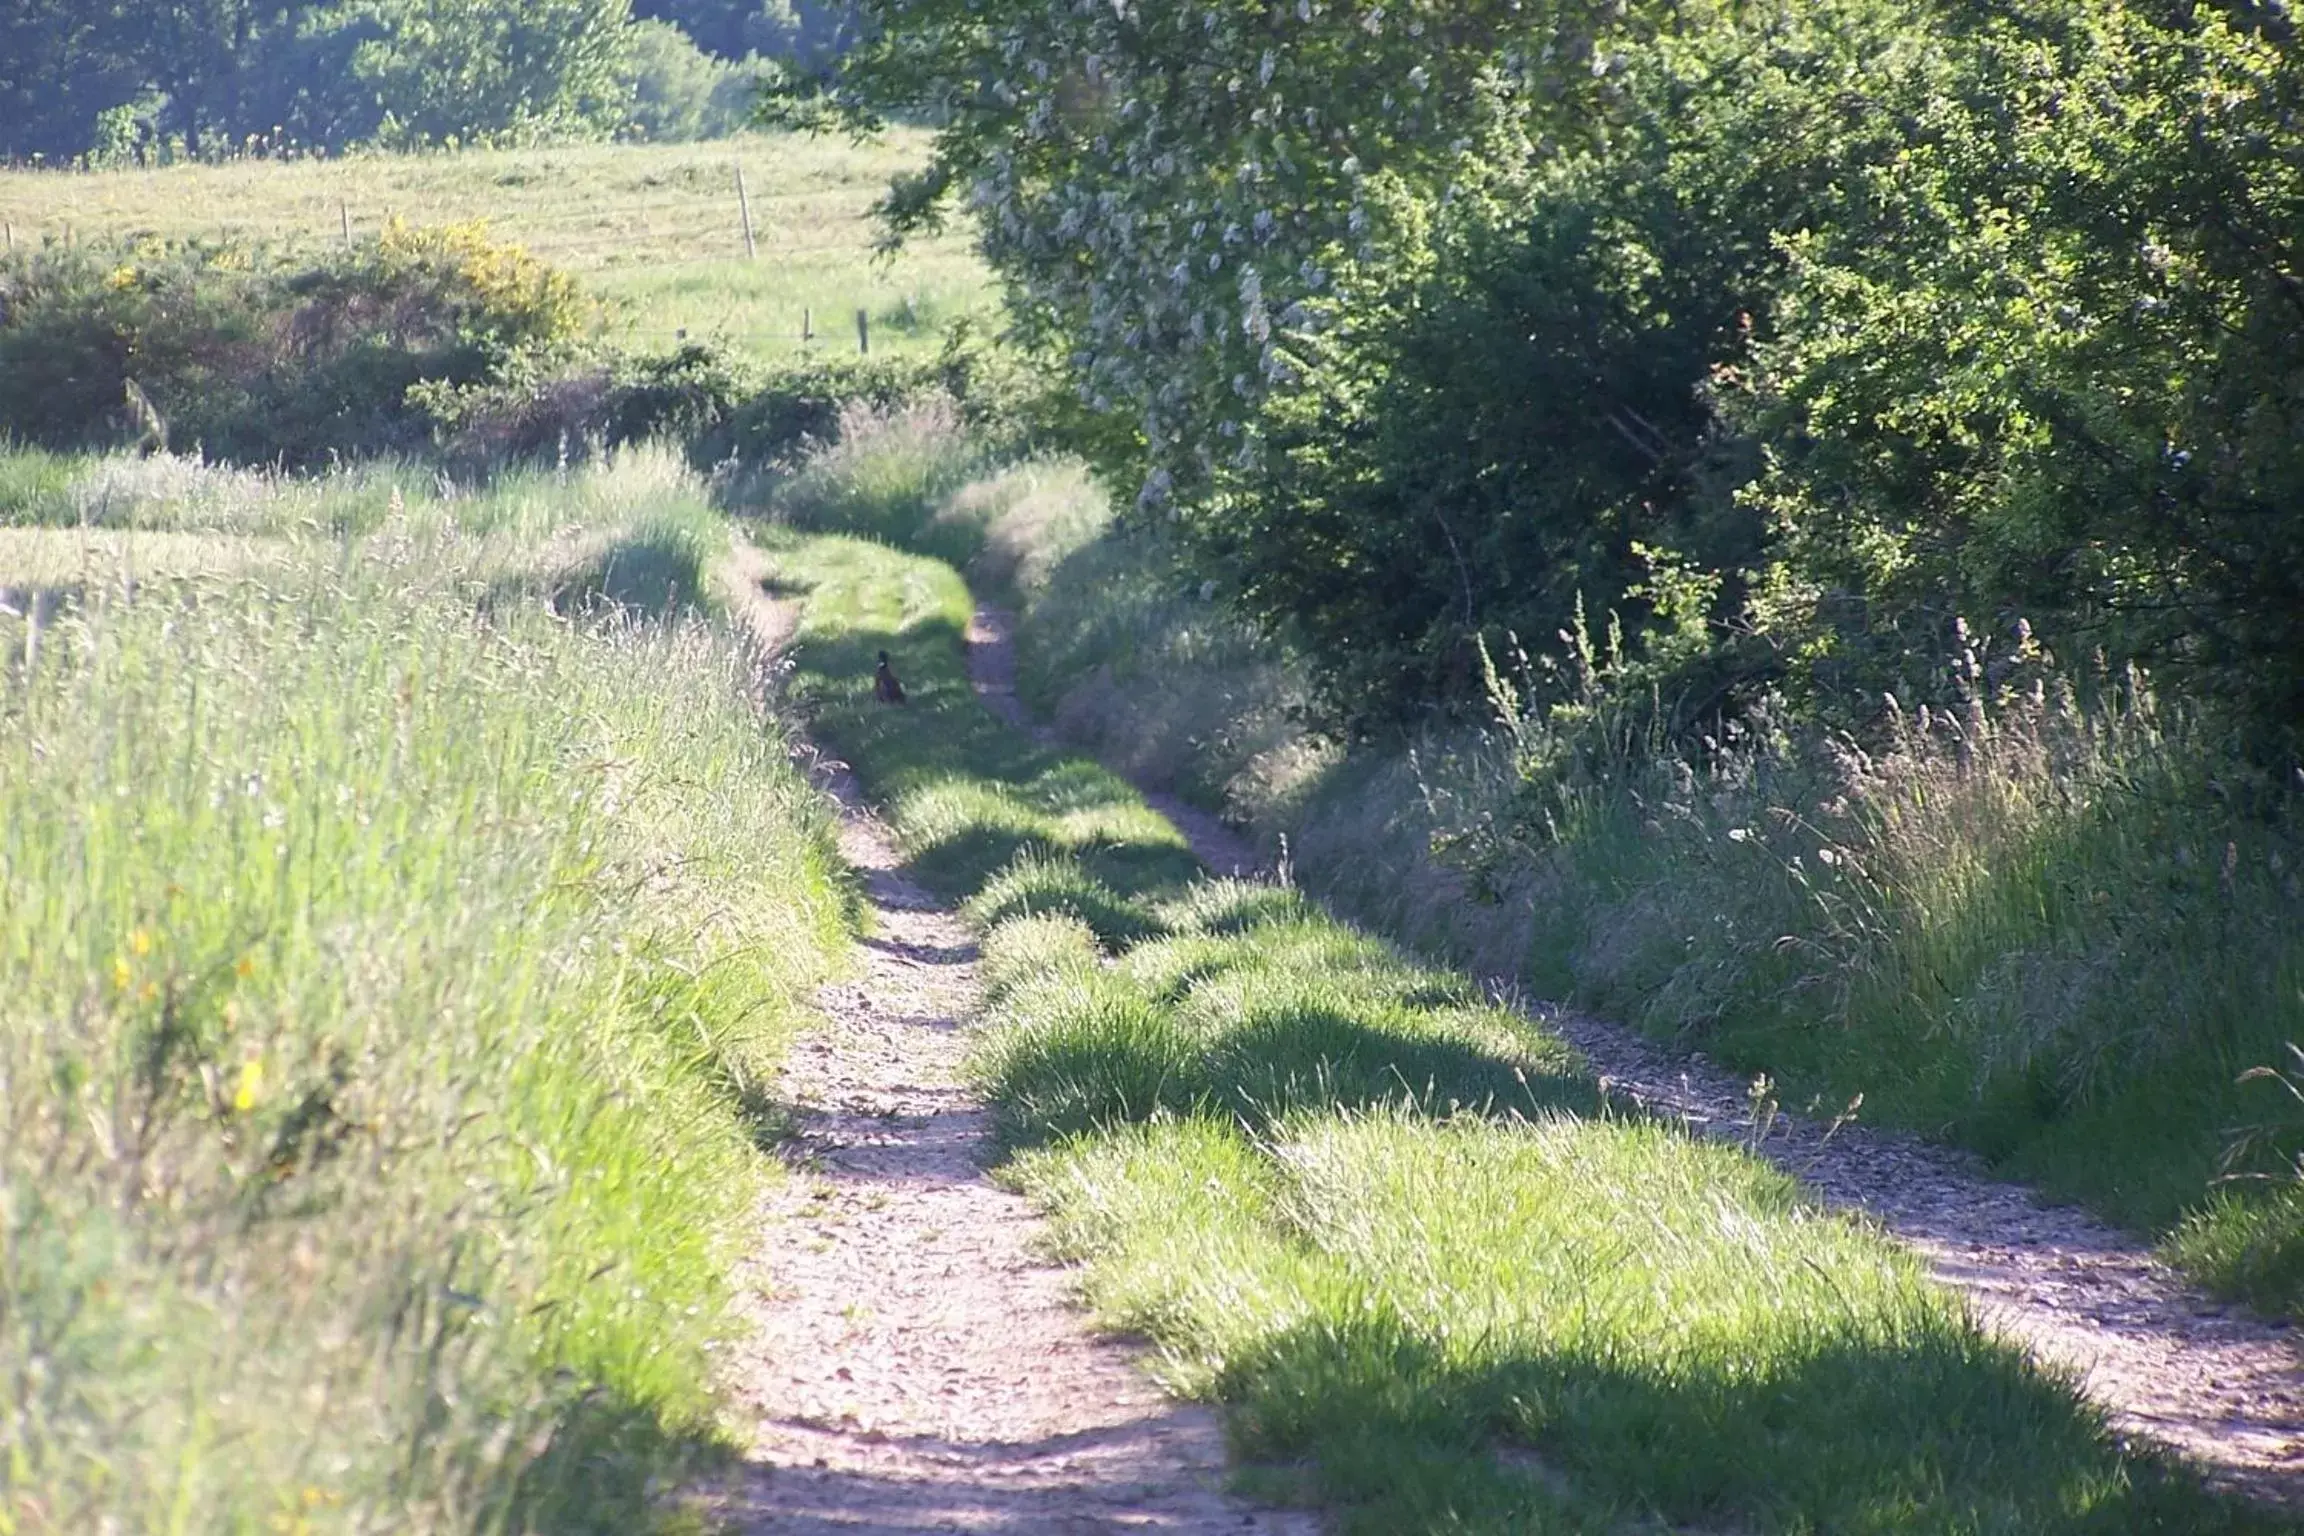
[963,604,2304,1511]
[705,554,1313,1535]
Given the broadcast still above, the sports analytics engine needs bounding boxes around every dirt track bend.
[965,603,2304,1513]
[705,550,1312,1535]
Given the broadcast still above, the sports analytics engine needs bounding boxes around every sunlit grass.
[0,449,848,1531]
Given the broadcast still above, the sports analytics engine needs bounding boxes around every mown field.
[0,446,853,1531]
[0,132,992,362]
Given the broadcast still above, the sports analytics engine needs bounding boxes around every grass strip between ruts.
[751,524,2284,1535]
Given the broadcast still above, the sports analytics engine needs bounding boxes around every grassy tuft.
[1012,1110,2226,1534]
[763,396,987,555]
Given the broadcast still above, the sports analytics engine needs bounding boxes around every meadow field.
[0,132,992,363]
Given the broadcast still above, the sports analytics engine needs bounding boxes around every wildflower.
[234,1057,266,1114]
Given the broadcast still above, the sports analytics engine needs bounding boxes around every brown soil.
[962,603,2304,1513]
[703,552,1314,1534]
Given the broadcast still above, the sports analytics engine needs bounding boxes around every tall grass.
[744,522,2268,1532]
[755,396,986,556]
[0,458,847,1531]
[1486,672,2304,1312]
[0,443,728,609]
[759,417,1315,816]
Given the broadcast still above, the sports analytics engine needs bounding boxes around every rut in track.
[705,552,1312,1535]
[967,603,2304,1513]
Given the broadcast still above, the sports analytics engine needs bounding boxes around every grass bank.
[1,448,848,1532]
[802,413,2304,1320]
[742,520,2269,1532]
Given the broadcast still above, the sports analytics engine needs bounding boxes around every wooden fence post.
[802,307,813,346]
[340,200,352,247]
[856,308,870,356]
[735,164,757,260]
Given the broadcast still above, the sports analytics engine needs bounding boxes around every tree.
[323,0,635,148]
[632,0,852,64]
[812,0,1626,511]
[1738,0,2304,738]
[1201,1,1931,719]
[0,3,152,161]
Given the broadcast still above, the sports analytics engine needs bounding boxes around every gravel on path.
[704,554,1313,1536]
[961,604,2304,1512]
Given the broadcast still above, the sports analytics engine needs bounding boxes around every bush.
[622,19,766,141]
[0,225,593,469]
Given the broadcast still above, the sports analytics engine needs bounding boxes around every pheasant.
[873,650,907,705]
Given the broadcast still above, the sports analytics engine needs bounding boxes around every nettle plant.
[812,0,1624,505]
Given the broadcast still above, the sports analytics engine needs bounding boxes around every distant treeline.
[0,0,851,163]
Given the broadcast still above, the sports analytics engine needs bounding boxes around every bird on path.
[873,650,907,705]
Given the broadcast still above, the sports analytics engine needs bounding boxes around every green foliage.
[0,3,150,161]
[1736,0,2304,744]
[620,17,759,141]
[832,0,2304,749]
[346,0,638,150]
[0,0,640,161]
[633,0,849,66]
[1207,0,1919,723]
[814,0,1595,501]
[0,225,592,468]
